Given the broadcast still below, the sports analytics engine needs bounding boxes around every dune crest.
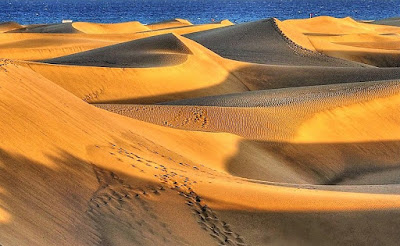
[72,21,150,34]
[1,16,400,245]
[147,18,193,30]
[282,16,400,66]
[185,18,362,66]
[17,34,248,103]
[0,21,23,33]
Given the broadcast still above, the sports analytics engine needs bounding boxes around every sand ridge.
[0,21,23,33]
[282,16,400,66]
[44,33,194,68]
[16,34,248,103]
[1,15,400,246]
[72,21,151,34]
[97,79,400,184]
[146,18,193,30]
[185,18,364,66]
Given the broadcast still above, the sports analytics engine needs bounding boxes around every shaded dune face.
[225,62,400,90]
[185,18,364,67]
[372,17,400,27]
[44,33,193,68]
[8,23,81,33]
[282,16,400,67]
[17,35,248,104]
[7,21,150,34]
[0,21,23,33]
[97,80,400,184]
[71,21,150,34]
[2,15,400,246]
[146,18,193,30]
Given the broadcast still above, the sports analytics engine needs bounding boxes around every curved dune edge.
[42,33,195,68]
[96,80,400,184]
[0,32,153,60]
[139,21,234,36]
[185,18,364,67]
[7,23,81,33]
[0,21,23,33]
[1,16,400,245]
[2,61,400,200]
[2,61,400,246]
[283,16,400,35]
[372,17,400,27]
[0,24,233,61]
[274,18,317,51]
[282,16,400,66]
[15,35,249,103]
[72,21,150,34]
[308,36,400,67]
[146,18,193,30]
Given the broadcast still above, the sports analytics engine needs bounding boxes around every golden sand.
[1,16,400,245]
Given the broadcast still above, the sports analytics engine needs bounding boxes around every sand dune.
[8,23,80,33]
[44,33,193,67]
[0,34,127,60]
[0,21,23,33]
[372,17,400,27]
[146,18,193,30]
[223,59,400,90]
[8,21,150,34]
[97,79,400,184]
[17,34,248,103]
[284,16,400,35]
[185,18,363,66]
[72,21,150,34]
[0,22,232,61]
[307,35,400,67]
[2,16,400,246]
[3,59,400,246]
[282,16,400,66]
[139,21,234,37]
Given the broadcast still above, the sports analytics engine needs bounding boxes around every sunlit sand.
[1,16,400,245]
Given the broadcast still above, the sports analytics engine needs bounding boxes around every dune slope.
[44,33,193,68]
[146,18,193,30]
[2,59,400,246]
[98,79,400,184]
[2,16,400,246]
[0,21,23,33]
[185,18,363,67]
[18,34,248,104]
[282,16,400,67]
[8,23,81,33]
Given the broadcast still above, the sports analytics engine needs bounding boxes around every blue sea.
[0,0,399,25]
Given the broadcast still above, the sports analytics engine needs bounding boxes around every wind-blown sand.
[185,18,364,67]
[1,16,400,246]
[147,18,193,30]
[0,21,23,33]
[281,16,400,67]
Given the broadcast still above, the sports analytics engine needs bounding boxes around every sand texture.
[1,16,400,246]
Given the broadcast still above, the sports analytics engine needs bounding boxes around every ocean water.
[0,0,399,25]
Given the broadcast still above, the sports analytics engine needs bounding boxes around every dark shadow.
[22,18,400,105]
[229,64,400,91]
[322,50,400,67]
[43,33,192,68]
[92,64,400,105]
[7,23,79,33]
[213,208,400,246]
[369,17,400,27]
[226,139,400,187]
[184,18,364,67]
[0,148,166,244]
[0,148,96,243]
